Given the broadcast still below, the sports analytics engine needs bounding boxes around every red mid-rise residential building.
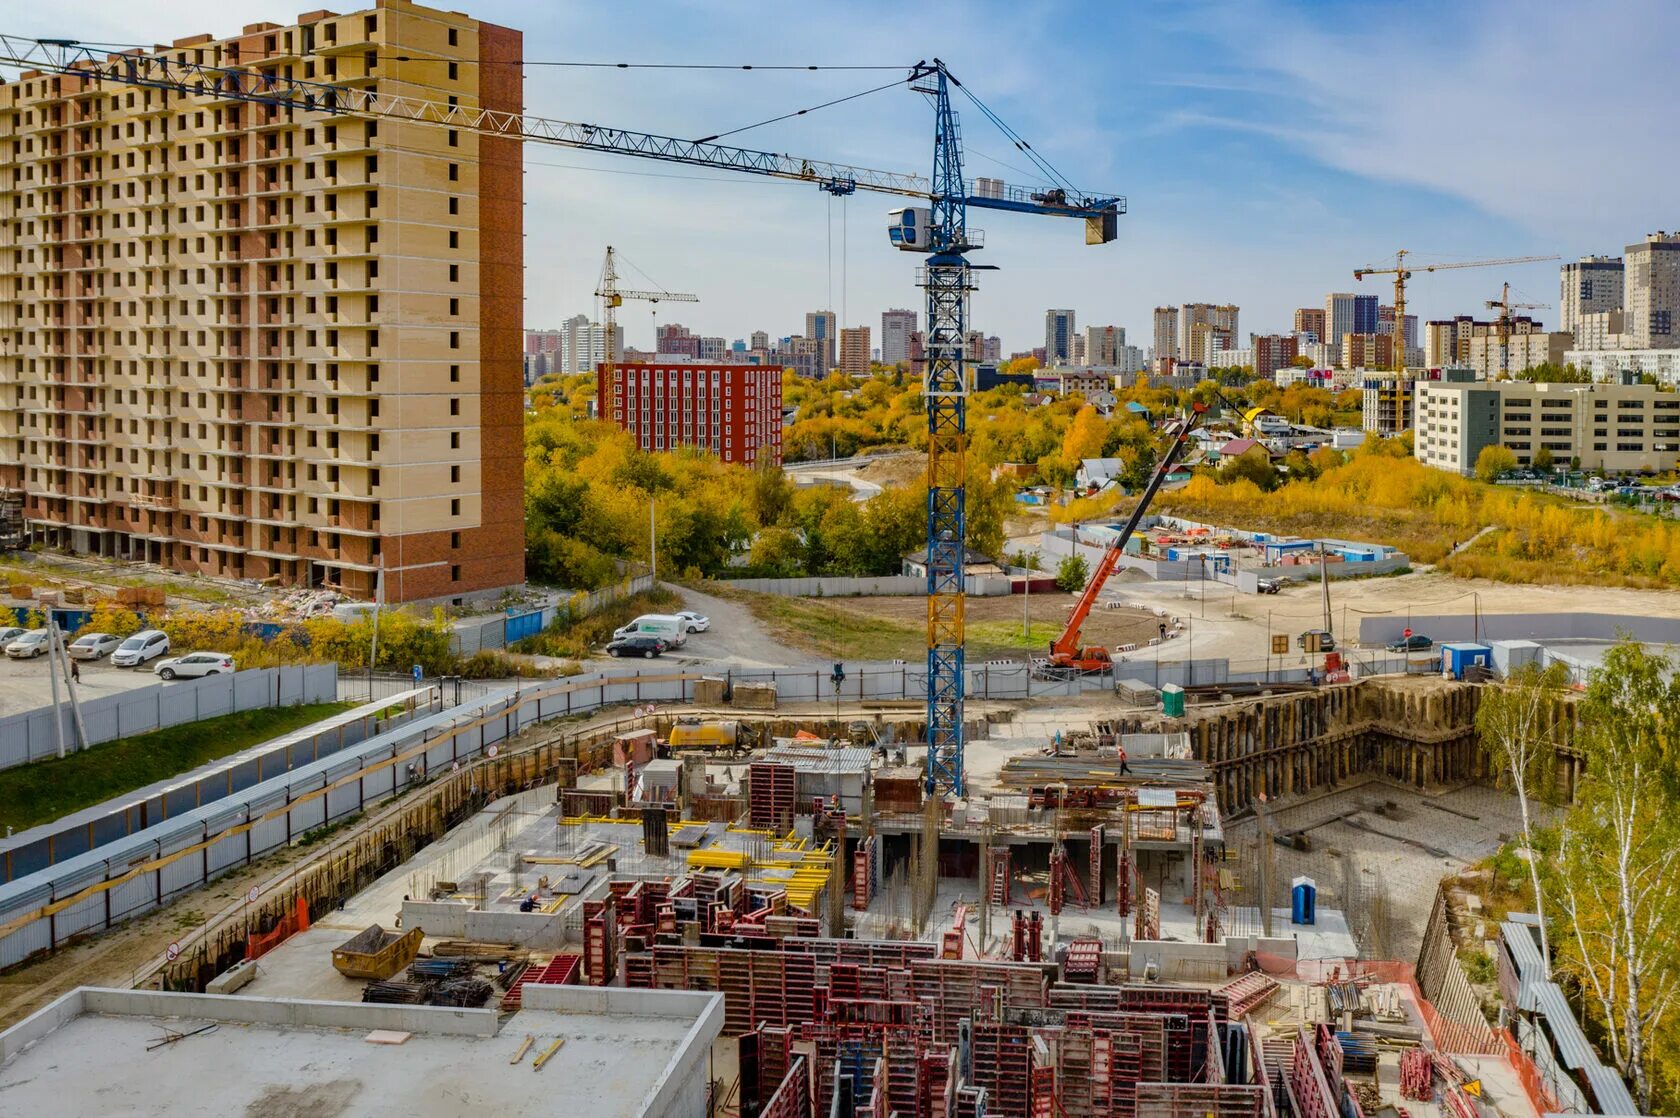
[599,363,783,466]
[1254,334,1300,380]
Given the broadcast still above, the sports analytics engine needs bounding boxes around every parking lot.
[0,652,167,719]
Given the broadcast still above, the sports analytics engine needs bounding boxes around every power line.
[22,40,907,70]
[693,74,911,144]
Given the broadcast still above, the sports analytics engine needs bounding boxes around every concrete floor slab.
[0,988,712,1118]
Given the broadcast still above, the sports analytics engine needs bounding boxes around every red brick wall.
[598,363,783,465]
[383,17,526,604]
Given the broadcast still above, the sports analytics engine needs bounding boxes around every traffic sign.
[166,941,181,961]
[247,886,259,904]
[486,744,499,759]
[1403,627,1413,639]
[1271,635,1289,655]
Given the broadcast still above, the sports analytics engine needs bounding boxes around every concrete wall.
[0,986,500,1047]
[0,663,338,771]
[1358,611,1680,646]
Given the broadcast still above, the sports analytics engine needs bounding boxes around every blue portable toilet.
[1442,642,1492,679]
[1291,875,1317,926]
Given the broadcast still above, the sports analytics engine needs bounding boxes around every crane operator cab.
[888,207,934,252]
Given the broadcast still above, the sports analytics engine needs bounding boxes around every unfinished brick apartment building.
[0,0,524,602]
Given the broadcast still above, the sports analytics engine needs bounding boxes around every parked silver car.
[112,629,170,667]
[68,632,121,660]
[4,629,50,659]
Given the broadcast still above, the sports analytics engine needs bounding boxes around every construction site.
[0,7,1646,1118]
[0,669,1584,1118]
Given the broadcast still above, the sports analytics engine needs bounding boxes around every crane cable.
[14,41,909,71]
[692,74,912,144]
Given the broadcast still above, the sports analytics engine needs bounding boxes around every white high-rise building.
[880,309,917,366]
[1624,233,1680,349]
[1084,325,1126,368]
[561,314,624,373]
[1560,255,1624,333]
[1152,307,1179,369]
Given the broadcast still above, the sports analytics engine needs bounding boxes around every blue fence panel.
[503,609,544,645]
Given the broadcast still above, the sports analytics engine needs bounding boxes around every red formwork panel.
[750,763,798,831]
[910,959,1049,1045]
[1289,1027,1339,1118]
[762,1055,814,1118]
[971,1022,1034,1118]
[1133,1083,1266,1118]
[500,953,581,1010]
[1217,970,1279,1019]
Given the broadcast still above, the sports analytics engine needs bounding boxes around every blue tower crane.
[0,39,1124,797]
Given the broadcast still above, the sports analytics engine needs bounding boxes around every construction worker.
[1117,743,1132,776]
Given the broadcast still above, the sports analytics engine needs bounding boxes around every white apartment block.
[1083,325,1125,367]
[1572,310,1628,352]
[1624,233,1680,349]
[1152,306,1178,366]
[1415,380,1680,475]
[1559,255,1624,333]
[1464,331,1574,377]
[880,308,916,366]
[1565,348,1680,387]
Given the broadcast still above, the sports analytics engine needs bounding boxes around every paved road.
[563,584,811,674]
[0,653,161,718]
[665,585,808,669]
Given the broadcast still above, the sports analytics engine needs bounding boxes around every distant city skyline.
[32,1,1680,350]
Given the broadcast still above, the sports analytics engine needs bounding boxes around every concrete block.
[206,959,259,995]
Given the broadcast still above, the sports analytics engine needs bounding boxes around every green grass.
[0,701,356,832]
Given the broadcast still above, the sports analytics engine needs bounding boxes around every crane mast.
[595,246,698,396]
[1485,282,1550,378]
[917,62,974,797]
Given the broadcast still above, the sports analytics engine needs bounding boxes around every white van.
[611,614,688,647]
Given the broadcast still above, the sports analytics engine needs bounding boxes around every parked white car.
[4,629,49,659]
[0,626,26,648]
[67,632,121,660]
[154,652,234,680]
[675,610,711,633]
[112,629,170,667]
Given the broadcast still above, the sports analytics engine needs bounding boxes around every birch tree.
[1551,641,1680,1112]
[1475,660,1570,973]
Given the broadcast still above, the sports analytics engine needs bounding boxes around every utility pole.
[1255,794,1274,937]
[1022,574,1030,640]
[49,621,87,752]
[650,498,657,582]
[369,557,384,686]
[1319,542,1332,636]
[45,616,66,760]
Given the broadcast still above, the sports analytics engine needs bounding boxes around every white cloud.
[1209,0,1680,240]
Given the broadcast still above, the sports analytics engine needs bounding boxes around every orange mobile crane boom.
[1047,403,1209,673]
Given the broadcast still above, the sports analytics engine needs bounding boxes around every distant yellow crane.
[595,246,698,389]
[1485,282,1552,378]
[1353,251,1559,372]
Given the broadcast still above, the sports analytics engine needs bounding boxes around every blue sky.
[20,0,1680,352]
